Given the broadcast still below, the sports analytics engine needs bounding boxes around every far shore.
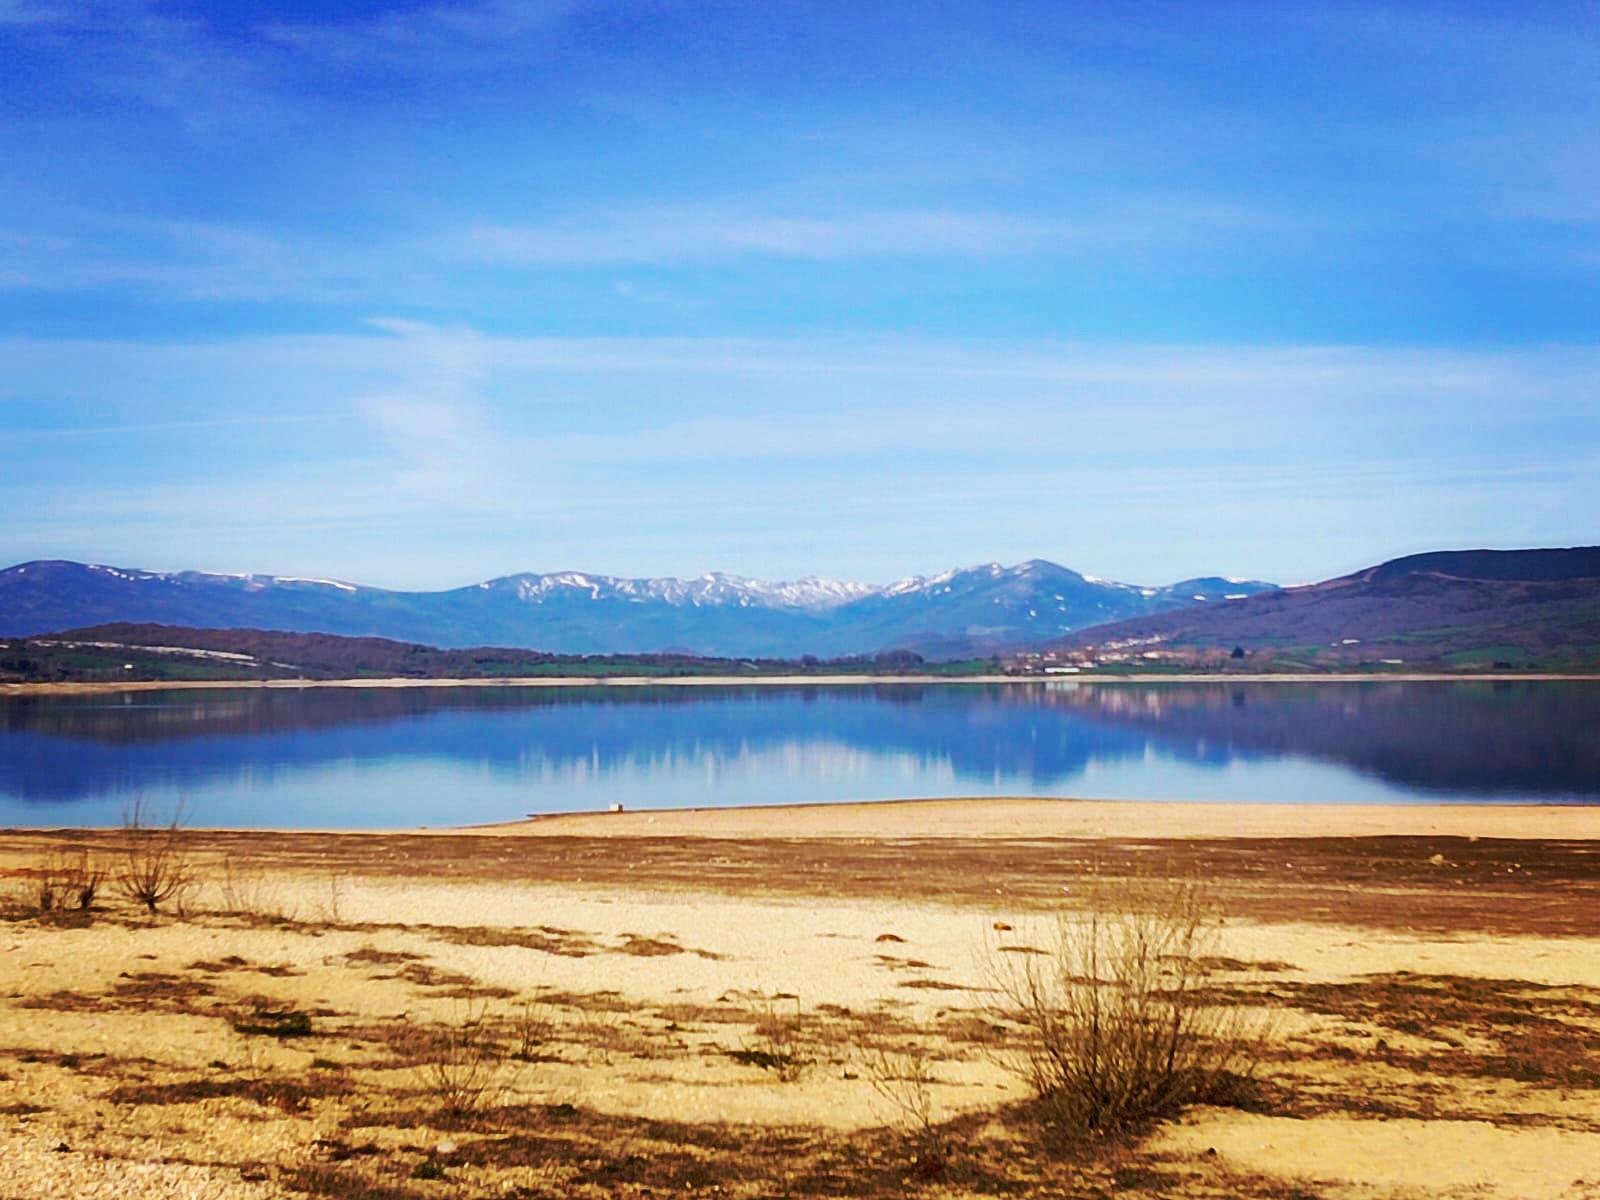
[479,794,1600,842]
[5,670,1598,696]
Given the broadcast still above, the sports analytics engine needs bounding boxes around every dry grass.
[106,1069,351,1112]
[423,922,601,957]
[8,824,1599,935]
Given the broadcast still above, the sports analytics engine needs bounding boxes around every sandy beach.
[493,795,1600,841]
[2,796,1598,1198]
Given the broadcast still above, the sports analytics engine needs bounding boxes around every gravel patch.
[0,1128,279,1200]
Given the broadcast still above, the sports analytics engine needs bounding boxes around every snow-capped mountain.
[487,570,876,610]
[0,559,1277,659]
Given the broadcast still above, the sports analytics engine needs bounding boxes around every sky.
[2,0,1597,590]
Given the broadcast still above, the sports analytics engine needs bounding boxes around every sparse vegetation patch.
[986,873,1268,1144]
[233,1006,314,1038]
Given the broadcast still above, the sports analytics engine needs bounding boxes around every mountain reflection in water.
[1,682,1594,827]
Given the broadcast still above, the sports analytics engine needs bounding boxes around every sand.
[1,797,1598,1198]
[491,795,1600,840]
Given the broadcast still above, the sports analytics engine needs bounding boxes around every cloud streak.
[261,0,586,71]
[458,198,1296,266]
[6,325,1595,585]
[463,208,1064,264]
[0,195,1294,303]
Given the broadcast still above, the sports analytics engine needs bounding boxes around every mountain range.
[0,559,1277,660]
[1055,547,1600,671]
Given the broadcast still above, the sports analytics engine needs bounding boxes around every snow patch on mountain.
[272,576,358,593]
[496,570,877,610]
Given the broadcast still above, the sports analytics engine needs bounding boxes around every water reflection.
[0,682,1594,828]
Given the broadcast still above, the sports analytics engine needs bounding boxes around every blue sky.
[2,0,1596,589]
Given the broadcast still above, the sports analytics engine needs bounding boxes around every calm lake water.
[1,681,1596,829]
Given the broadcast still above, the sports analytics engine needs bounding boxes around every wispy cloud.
[461,208,1057,263]
[458,198,1292,266]
[261,0,586,70]
[0,0,278,125]
[350,320,537,511]
[0,192,1301,302]
[0,0,66,26]
[0,413,339,441]
[0,213,399,301]
[6,326,1596,586]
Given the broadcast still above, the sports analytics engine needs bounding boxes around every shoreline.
[4,670,1598,696]
[474,795,1600,841]
[6,795,1596,842]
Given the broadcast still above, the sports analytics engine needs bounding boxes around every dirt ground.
[2,799,1598,1199]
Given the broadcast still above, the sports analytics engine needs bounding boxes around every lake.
[1,680,1596,829]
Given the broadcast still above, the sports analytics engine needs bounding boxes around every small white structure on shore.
[608,803,625,813]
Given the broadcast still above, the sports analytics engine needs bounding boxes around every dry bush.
[414,1005,520,1119]
[859,1037,961,1182]
[732,995,811,1081]
[506,998,557,1062]
[313,872,345,924]
[34,847,105,912]
[986,871,1265,1143]
[215,855,296,921]
[115,799,195,915]
[860,1039,938,1140]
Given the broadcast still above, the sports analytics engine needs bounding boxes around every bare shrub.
[36,847,105,912]
[115,799,195,915]
[215,855,296,921]
[854,1020,958,1180]
[415,1005,518,1119]
[731,995,811,1081]
[213,862,345,925]
[985,871,1265,1143]
[507,998,556,1062]
[313,872,345,925]
[860,1039,938,1140]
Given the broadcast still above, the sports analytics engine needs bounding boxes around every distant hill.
[0,559,1276,660]
[1054,547,1600,671]
[0,623,949,684]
